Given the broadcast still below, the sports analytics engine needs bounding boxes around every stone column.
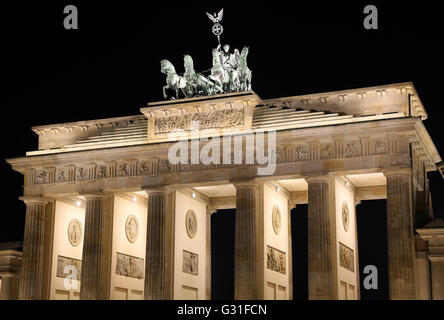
[144,190,173,300]
[384,169,416,299]
[206,207,216,300]
[80,195,107,300]
[18,197,47,300]
[0,275,20,300]
[234,181,261,300]
[429,256,444,300]
[288,201,297,300]
[306,175,336,300]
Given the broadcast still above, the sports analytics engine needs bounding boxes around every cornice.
[31,115,146,136]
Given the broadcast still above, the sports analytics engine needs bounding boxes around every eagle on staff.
[206,8,224,45]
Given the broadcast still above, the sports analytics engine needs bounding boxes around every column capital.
[80,193,109,200]
[288,200,297,211]
[304,174,331,184]
[19,196,48,205]
[383,168,412,177]
[428,255,444,262]
[206,206,217,215]
[142,186,173,195]
[230,178,260,189]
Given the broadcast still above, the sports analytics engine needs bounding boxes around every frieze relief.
[138,161,150,175]
[56,167,68,182]
[159,159,172,174]
[117,163,129,177]
[344,142,361,158]
[36,170,48,184]
[116,161,137,177]
[26,135,407,186]
[294,144,309,161]
[154,108,244,134]
[96,165,107,179]
[372,138,388,155]
[76,166,91,181]
[35,168,55,184]
[320,143,336,160]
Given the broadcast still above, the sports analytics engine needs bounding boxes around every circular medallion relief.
[272,205,281,235]
[68,219,82,247]
[342,201,350,232]
[125,215,139,243]
[185,210,198,239]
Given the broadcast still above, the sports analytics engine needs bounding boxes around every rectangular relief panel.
[339,242,355,272]
[56,255,82,280]
[115,252,144,279]
[266,245,286,274]
[182,250,199,275]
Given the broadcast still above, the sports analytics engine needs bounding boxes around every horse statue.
[238,46,252,91]
[183,55,220,96]
[160,59,188,99]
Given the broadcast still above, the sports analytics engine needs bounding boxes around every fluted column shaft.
[80,195,105,300]
[145,191,170,299]
[0,275,20,300]
[307,176,335,300]
[206,207,216,300]
[429,257,444,300]
[18,198,46,300]
[234,182,259,300]
[385,170,416,299]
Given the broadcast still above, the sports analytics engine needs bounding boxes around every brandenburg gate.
[3,82,444,300]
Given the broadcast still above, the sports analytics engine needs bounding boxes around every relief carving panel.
[266,245,286,274]
[154,108,244,134]
[115,252,144,279]
[182,250,198,275]
[339,242,354,272]
[56,255,82,280]
[321,143,336,159]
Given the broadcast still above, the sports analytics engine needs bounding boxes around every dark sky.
[2,1,444,299]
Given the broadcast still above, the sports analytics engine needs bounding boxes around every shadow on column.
[211,209,235,300]
[291,204,308,300]
[356,199,389,300]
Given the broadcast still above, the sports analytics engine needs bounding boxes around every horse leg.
[163,85,169,99]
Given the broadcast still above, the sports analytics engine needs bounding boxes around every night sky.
[2,1,443,300]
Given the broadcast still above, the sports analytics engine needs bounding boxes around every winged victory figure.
[206,8,224,23]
